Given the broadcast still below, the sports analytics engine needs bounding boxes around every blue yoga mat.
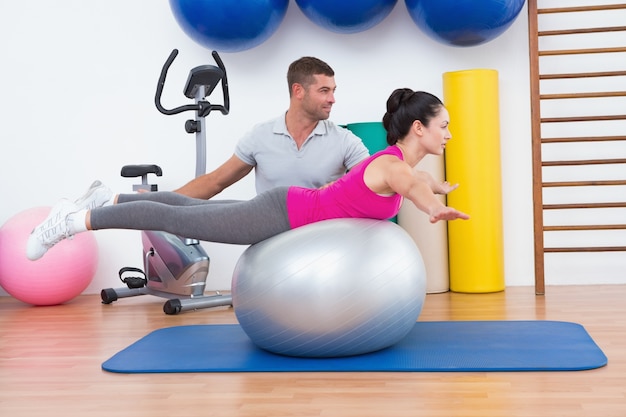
[102,321,607,373]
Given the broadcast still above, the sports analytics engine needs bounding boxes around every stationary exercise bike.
[100,49,233,315]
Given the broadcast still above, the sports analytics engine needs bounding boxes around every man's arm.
[173,154,254,199]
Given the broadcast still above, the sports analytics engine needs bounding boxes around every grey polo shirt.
[235,115,370,194]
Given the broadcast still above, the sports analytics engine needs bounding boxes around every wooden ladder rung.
[541,71,626,79]
[541,91,626,100]
[544,202,626,209]
[543,158,626,166]
[543,179,626,187]
[544,224,626,231]
[539,26,626,36]
[539,46,626,56]
[545,246,626,253]
[542,135,626,143]
[541,114,626,123]
[539,4,626,14]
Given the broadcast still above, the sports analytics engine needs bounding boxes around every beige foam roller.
[398,155,449,293]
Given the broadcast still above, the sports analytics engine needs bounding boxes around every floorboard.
[1,285,625,417]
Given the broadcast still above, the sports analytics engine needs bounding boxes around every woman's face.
[421,107,451,155]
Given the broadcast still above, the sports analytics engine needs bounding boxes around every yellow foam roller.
[443,69,505,293]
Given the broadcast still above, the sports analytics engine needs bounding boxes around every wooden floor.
[1,285,625,417]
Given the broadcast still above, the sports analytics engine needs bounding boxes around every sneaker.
[74,180,112,210]
[26,199,79,261]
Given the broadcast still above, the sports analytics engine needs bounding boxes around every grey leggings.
[89,187,292,245]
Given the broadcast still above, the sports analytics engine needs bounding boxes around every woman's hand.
[433,180,459,195]
[414,171,457,195]
[429,206,470,223]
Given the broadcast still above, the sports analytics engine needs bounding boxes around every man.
[173,56,369,198]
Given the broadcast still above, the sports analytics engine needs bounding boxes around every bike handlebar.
[154,49,229,117]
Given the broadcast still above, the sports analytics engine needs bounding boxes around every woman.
[27,89,469,261]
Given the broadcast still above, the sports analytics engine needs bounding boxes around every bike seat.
[121,164,163,178]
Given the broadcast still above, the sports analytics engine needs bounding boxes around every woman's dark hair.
[287,57,334,96]
[382,88,444,145]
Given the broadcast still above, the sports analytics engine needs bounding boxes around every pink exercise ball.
[0,207,99,306]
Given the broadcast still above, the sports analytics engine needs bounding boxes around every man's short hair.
[287,57,334,96]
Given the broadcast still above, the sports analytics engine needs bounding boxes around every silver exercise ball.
[231,218,427,358]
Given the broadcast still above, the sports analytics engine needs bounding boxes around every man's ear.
[292,83,305,99]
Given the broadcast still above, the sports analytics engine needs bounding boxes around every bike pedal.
[123,277,147,289]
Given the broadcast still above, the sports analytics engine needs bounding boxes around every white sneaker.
[74,180,112,210]
[26,199,79,261]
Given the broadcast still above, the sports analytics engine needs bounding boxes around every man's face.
[301,74,336,121]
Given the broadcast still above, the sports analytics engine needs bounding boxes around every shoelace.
[75,181,103,210]
[34,210,70,247]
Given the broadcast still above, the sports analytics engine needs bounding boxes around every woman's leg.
[27,186,290,261]
[89,187,291,245]
[116,192,241,206]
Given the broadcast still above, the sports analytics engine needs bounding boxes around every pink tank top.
[287,145,404,228]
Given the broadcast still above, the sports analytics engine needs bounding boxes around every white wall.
[0,0,619,296]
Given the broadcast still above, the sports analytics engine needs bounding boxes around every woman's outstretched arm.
[384,160,470,223]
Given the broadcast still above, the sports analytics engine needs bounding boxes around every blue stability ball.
[232,218,427,358]
[169,0,289,52]
[405,0,525,47]
[296,0,398,34]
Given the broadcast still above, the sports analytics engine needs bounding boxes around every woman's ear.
[412,120,424,135]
